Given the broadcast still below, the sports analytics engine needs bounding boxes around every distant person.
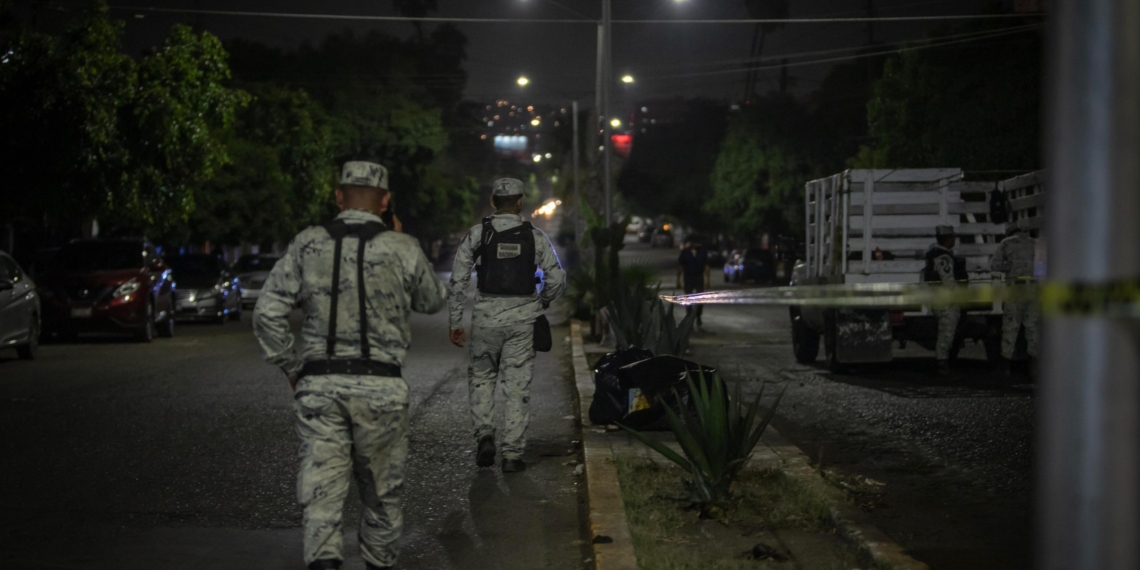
[872,247,895,261]
[990,226,1039,377]
[677,237,711,327]
[253,161,448,570]
[923,225,967,375]
[448,178,566,473]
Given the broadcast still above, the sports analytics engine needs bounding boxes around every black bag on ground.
[533,315,552,352]
[588,347,653,425]
[617,355,719,431]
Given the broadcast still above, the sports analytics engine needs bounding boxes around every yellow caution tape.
[662,278,1140,319]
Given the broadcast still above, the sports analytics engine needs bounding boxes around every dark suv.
[37,239,176,342]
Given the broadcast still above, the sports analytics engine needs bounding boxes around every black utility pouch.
[533,314,552,352]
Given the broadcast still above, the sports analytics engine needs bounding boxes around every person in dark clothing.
[676,237,711,327]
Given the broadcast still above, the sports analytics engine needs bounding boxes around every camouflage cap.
[935,225,956,237]
[340,161,389,190]
[492,178,525,197]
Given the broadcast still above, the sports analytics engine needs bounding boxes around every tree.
[226,27,477,245]
[173,85,334,247]
[705,95,813,240]
[0,2,244,234]
[852,21,1043,171]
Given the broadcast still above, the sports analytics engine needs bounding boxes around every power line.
[630,23,1042,72]
[110,5,1045,25]
[646,24,1041,80]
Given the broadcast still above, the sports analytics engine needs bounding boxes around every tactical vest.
[475,217,538,296]
[923,246,968,283]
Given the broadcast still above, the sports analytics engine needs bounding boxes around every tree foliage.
[852,22,1043,171]
[705,95,813,239]
[0,1,244,233]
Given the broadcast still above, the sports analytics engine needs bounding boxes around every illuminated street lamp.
[610,118,622,129]
[517,76,530,87]
[621,74,635,84]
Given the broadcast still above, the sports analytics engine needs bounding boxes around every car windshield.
[234,255,279,273]
[168,255,224,278]
[53,242,145,272]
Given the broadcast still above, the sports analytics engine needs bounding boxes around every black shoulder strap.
[322,220,388,359]
[474,217,494,262]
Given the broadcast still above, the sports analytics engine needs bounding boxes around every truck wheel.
[791,310,820,363]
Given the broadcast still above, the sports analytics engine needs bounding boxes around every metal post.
[1041,2,1140,570]
[572,100,581,243]
[601,0,613,225]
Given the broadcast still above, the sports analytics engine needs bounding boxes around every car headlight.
[113,278,141,298]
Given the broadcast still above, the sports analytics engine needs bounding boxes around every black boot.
[502,458,527,473]
[476,435,496,468]
[308,560,341,570]
[365,562,393,570]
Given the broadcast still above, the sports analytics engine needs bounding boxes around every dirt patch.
[616,457,887,570]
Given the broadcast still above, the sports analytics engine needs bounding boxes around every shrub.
[620,371,785,516]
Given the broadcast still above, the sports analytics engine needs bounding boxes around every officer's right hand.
[449,328,467,347]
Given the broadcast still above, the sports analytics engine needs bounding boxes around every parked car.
[36,239,175,342]
[233,254,281,307]
[650,224,675,248]
[724,248,776,284]
[722,249,744,282]
[0,251,40,359]
[168,255,243,323]
[626,216,650,234]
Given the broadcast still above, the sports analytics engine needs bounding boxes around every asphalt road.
[0,282,587,569]
[622,238,1033,570]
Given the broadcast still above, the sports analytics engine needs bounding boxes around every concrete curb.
[569,320,639,570]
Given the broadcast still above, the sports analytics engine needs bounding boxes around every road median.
[568,319,929,570]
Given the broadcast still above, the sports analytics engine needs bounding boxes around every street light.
[610,118,622,129]
[517,76,530,87]
[621,74,634,84]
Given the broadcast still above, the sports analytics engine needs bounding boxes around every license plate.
[71,307,93,318]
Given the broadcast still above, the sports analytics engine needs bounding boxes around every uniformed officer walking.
[448,178,566,473]
[254,161,448,570]
[990,226,1039,376]
[924,225,967,375]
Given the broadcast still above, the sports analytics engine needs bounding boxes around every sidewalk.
[570,320,930,570]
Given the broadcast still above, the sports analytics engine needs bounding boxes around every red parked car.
[37,239,176,342]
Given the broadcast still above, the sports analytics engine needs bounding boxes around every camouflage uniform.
[991,230,1039,359]
[926,243,961,361]
[254,162,448,569]
[449,208,565,461]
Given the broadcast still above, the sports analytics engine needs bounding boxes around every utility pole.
[601,0,613,225]
[1041,2,1140,570]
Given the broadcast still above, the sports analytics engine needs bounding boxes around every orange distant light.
[663,224,671,231]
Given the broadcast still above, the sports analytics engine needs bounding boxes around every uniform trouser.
[468,323,535,460]
[294,374,409,568]
[1001,297,1040,359]
[935,305,961,361]
[682,276,705,324]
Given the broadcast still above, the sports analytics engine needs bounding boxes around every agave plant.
[653,299,698,357]
[620,371,785,514]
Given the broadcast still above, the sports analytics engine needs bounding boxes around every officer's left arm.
[253,238,304,378]
[536,231,567,305]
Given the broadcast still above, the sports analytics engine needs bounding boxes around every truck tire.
[791,309,820,363]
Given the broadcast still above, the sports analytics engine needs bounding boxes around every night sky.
[106,0,1006,106]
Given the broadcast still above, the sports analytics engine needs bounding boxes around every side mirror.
[0,279,13,291]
